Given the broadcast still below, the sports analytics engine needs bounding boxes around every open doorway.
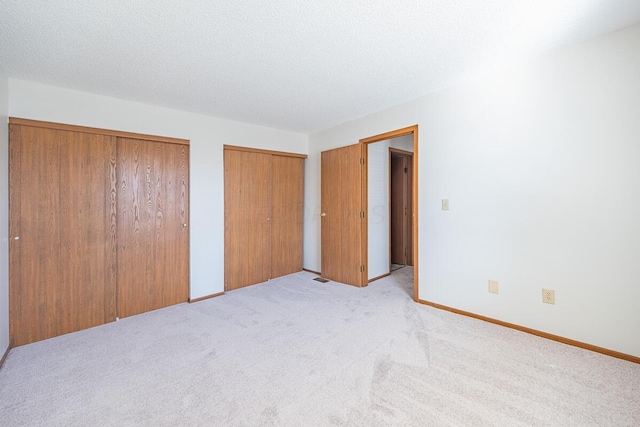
[390,148,413,271]
[361,126,419,301]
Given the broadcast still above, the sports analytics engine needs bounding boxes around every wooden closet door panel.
[117,138,189,318]
[59,132,118,332]
[271,155,304,278]
[9,125,117,346]
[224,150,272,291]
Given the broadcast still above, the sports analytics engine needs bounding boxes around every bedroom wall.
[368,135,413,280]
[0,67,9,359]
[8,79,308,300]
[305,23,640,357]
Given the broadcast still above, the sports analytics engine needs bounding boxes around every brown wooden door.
[406,155,414,266]
[390,152,414,266]
[390,155,407,265]
[271,155,304,278]
[224,149,272,291]
[9,125,117,346]
[116,138,189,318]
[321,144,364,287]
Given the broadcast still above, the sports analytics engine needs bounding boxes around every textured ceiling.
[1,1,640,133]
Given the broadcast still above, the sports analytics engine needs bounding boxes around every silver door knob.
[320,212,326,217]
[13,236,19,240]
[182,224,187,228]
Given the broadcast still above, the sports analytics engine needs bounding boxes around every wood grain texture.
[406,153,414,266]
[411,127,419,302]
[9,117,189,145]
[271,156,304,278]
[418,299,640,365]
[116,138,190,318]
[224,149,272,291]
[223,144,307,159]
[390,150,414,267]
[321,144,363,287]
[188,292,225,303]
[9,125,117,346]
[390,155,406,265]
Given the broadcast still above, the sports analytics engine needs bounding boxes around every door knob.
[182,224,187,228]
[13,236,19,240]
[320,212,326,217]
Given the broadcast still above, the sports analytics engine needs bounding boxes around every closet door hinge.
[360,265,365,272]
[360,157,364,165]
[360,211,365,219]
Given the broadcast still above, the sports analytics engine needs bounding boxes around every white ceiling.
[1,1,640,133]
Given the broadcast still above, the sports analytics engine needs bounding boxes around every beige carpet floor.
[0,267,638,426]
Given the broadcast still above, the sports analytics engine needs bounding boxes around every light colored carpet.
[1,268,638,426]
[391,263,405,272]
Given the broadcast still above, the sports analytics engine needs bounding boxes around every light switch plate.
[442,199,450,210]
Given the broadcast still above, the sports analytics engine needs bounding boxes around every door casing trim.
[360,125,419,301]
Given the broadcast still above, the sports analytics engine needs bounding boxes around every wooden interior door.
[116,138,189,318]
[9,124,117,346]
[406,154,414,266]
[271,155,304,278]
[321,144,364,287]
[390,155,407,265]
[224,149,272,291]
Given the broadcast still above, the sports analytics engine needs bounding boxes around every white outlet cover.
[442,199,450,211]
[488,280,499,294]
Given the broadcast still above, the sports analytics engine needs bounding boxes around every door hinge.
[404,167,408,173]
[360,265,365,272]
[360,157,365,165]
[360,211,365,219]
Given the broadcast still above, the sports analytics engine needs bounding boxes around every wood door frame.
[389,148,413,268]
[360,125,419,301]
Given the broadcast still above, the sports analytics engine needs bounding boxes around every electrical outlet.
[488,280,499,294]
[542,289,555,305]
[441,199,450,211]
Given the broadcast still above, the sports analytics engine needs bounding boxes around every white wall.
[368,135,413,280]
[8,79,308,299]
[305,24,640,357]
[0,67,9,357]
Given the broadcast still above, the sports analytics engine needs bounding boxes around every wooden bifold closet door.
[116,138,190,318]
[9,119,190,347]
[224,146,305,291]
[9,124,117,346]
